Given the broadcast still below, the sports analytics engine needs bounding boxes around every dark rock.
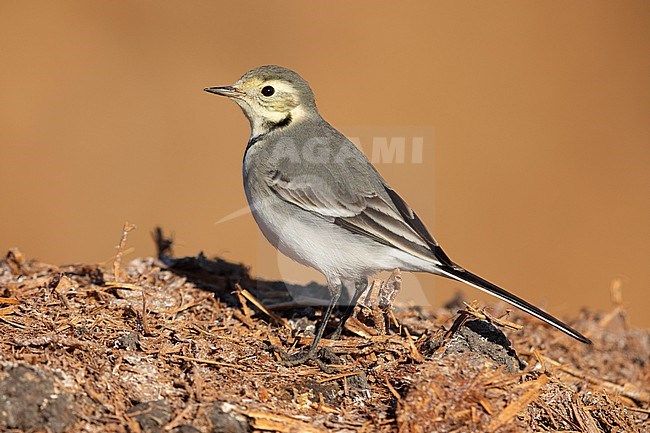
[127,399,171,432]
[446,319,525,372]
[0,364,75,433]
[208,402,249,433]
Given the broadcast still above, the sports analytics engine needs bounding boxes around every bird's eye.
[261,86,275,97]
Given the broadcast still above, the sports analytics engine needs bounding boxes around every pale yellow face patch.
[232,77,305,136]
[236,78,299,110]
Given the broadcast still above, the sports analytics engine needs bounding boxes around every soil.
[0,231,647,433]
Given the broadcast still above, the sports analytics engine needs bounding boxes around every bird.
[204,65,591,364]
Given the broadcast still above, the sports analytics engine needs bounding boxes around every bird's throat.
[247,113,293,151]
[264,113,292,133]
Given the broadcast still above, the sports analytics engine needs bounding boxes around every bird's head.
[205,65,317,137]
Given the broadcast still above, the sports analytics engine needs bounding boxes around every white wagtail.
[205,66,591,362]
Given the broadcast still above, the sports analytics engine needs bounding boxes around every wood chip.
[487,374,549,432]
[237,410,328,433]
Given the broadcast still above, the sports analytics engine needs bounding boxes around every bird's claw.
[266,344,338,373]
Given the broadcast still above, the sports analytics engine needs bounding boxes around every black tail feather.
[439,265,591,344]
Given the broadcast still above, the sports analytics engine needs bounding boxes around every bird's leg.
[329,278,368,340]
[278,279,341,369]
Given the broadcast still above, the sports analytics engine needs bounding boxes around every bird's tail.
[438,265,591,344]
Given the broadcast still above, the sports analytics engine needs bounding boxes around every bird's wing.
[266,169,447,265]
[382,184,455,267]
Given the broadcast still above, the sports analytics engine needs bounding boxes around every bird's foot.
[267,344,338,373]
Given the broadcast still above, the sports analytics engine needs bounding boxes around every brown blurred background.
[1,1,648,327]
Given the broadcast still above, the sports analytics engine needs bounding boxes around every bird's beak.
[203,85,244,98]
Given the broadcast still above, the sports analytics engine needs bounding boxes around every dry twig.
[113,221,136,283]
